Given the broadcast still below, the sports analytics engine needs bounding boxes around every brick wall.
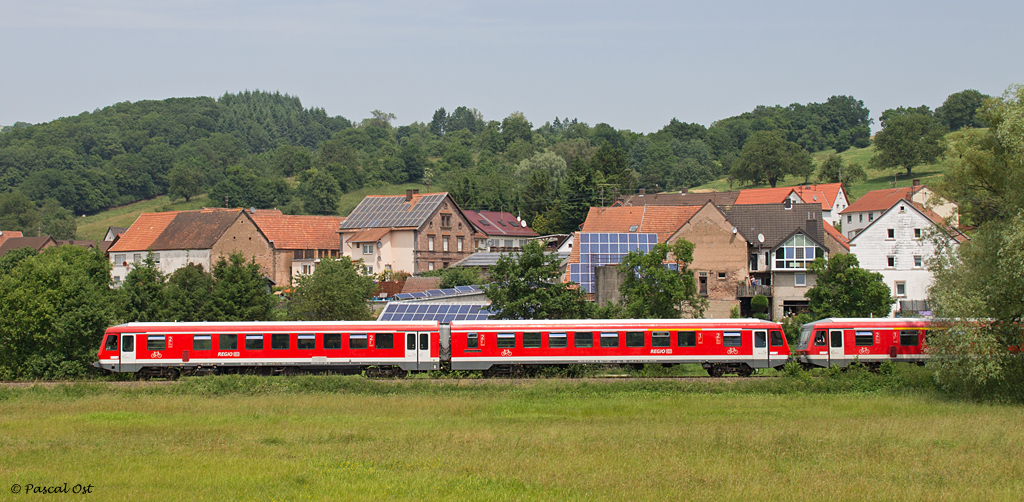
[211,213,276,280]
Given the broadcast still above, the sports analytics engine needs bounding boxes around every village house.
[840,181,957,240]
[247,209,345,286]
[337,190,476,275]
[463,209,539,251]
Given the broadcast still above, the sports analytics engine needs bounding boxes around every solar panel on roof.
[571,233,658,293]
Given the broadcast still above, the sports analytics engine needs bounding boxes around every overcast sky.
[2,1,1022,133]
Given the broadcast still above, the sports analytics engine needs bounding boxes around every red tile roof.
[402,276,442,293]
[465,210,539,237]
[581,205,701,243]
[249,209,345,250]
[822,221,849,251]
[108,212,179,252]
[734,187,796,205]
[791,183,844,211]
[841,186,923,214]
[346,227,391,244]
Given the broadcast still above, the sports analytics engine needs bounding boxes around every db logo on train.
[500,349,513,357]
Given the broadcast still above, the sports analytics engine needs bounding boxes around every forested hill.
[2,89,973,239]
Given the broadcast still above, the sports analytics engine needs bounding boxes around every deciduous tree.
[617,239,707,319]
[287,257,376,321]
[804,254,893,319]
[732,131,813,188]
[483,241,592,320]
[210,252,275,321]
[869,108,947,176]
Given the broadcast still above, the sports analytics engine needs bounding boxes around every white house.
[847,198,967,316]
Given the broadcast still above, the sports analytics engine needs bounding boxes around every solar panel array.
[568,233,658,293]
[339,193,447,229]
[394,285,481,300]
[377,303,495,322]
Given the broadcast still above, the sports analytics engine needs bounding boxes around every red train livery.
[95,318,789,378]
[795,317,932,370]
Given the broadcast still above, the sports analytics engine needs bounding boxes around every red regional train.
[794,317,933,370]
[94,318,789,379]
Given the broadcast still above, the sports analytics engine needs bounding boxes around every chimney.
[912,179,920,186]
[680,188,688,194]
[639,188,646,196]
[406,189,414,201]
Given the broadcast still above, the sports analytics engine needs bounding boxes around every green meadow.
[1,374,1021,501]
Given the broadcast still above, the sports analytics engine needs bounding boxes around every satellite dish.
[516,215,522,222]
[757,233,765,244]
[521,220,527,228]
[731,227,737,234]
[377,241,383,248]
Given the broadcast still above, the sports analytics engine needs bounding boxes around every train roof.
[801,318,933,328]
[449,318,780,328]
[106,321,440,332]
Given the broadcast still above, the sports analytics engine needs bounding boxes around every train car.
[446,319,789,377]
[94,321,441,379]
[794,317,933,369]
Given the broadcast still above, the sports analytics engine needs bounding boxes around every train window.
[651,332,670,348]
[297,334,315,350]
[350,334,368,350]
[830,330,843,348]
[769,331,785,347]
[147,335,166,351]
[754,331,766,349]
[900,330,920,347]
[600,332,619,348]
[122,335,134,352]
[814,331,827,346]
[376,333,394,349]
[523,332,542,348]
[407,333,416,350]
[855,331,874,346]
[219,334,238,351]
[549,333,567,348]
[574,332,594,348]
[467,333,479,349]
[271,334,290,350]
[193,335,211,350]
[104,335,118,352]
[497,333,515,348]
[626,332,645,348]
[678,331,697,347]
[723,332,742,347]
[245,335,264,350]
[323,333,342,349]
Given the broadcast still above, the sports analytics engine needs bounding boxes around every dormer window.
[774,234,824,270]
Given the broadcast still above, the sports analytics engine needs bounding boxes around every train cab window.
[350,334,368,350]
[122,335,134,352]
[104,335,118,352]
[855,331,874,346]
[466,333,479,349]
[754,331,766,349]
[723,332,742,347]
[323,333,342,349]
[651,332,671,348]
[600,332,619,348]
[813,331,827,347]
[193,335,212,350]
[900,330,920,347]
[376,333,394,349]
[219,334,238,351]
[626,331,645,348]
[271,334,290,350]
[523,332,542,348]
[297,334,315,350]
[574,332,594,348]
[678,331,697,347]
[497,333,515,348]
[549,333,567,348]
[147,335,166,351]
[769,331,785,347]
[245,335,264,350]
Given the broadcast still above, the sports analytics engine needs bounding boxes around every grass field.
[2,375,1021,501]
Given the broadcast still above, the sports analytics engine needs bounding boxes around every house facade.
[338,191,476,275]
[247,209,345,286]
[464,210,539,251]
[840,182,956,240]
[848,198,966,316]
[669,203,750,318]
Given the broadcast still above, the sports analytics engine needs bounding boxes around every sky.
[1,1,1022,133]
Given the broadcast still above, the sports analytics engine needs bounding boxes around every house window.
[775,234,823,269]
[914,228,922,239]
[847,215,852,224]
[363,244,373,254]
[698,272,708,296]
[457,237,464,252]
[887,256,896,268]
[428,236,434,251]
[133,253,142,264]
[887,229,895,239]
[717,272,727,280]
[440,214,452,228]
[859,214,863,223]
[301,264,311,275]
[152,253,160,264]
[795,273,806,287]
[443,237,449,252]
[428,262,434,271]
[914,255,923,267]
[895,281,906,297]
[442,262,449,269]
[869,213,874,221]
[114,254,125,265]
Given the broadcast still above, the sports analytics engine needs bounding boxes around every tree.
[869,109,947,176]
[501,112,533,148]
[617,239,707,319]
[287,257,376,321]
[429,107,448,136]
[164,263,214,322]
[121,252,166,322]
[0,190,41,236]
[804,254,894,319]
[298,168,340,215]
[732,131,813,187]
[936,89,989,131]
[816,153,867,190]
[559,156,597,231]
[483,241,592,320]
[209,252,275,321]
[167,159,207,203]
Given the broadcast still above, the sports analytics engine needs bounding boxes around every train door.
[121,334,136,372]
[828,329,844,367]
[752,330,768,367]
[406,332,432,371]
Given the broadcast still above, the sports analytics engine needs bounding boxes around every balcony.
[736,283,773,298]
